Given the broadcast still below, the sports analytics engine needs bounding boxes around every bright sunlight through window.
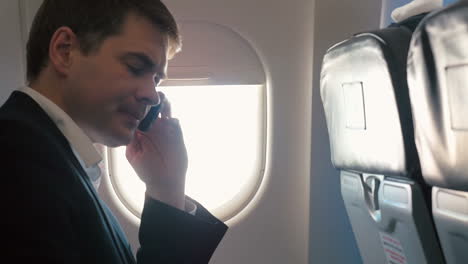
[108,85,266,220]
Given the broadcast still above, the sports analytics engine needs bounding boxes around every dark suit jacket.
[0,91,228,263]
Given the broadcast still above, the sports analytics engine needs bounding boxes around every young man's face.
[64,13,168,147]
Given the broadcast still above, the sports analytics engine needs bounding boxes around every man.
[1,0,227,263]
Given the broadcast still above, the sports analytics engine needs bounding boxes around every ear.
[48,27,79,77]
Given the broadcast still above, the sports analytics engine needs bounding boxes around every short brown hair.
[26,0,181,83]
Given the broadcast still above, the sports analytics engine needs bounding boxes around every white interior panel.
[0,1,26,103]
[164,21,265,86]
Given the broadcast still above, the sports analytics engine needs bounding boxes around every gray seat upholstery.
[321,16,444,264]
[407,2,468,263]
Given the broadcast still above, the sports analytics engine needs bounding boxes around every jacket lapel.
[1,91,134,263]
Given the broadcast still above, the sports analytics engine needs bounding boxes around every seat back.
[321,14,444,264]
[407,2,468,263]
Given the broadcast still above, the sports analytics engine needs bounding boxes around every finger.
[148,117,181,141]
[157,91,166,105]
[167,118,184,141]
[160,95,172,119]
[126,132,143,162]
[153,92,166,119]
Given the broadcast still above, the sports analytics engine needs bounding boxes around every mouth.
[118,107,145,122]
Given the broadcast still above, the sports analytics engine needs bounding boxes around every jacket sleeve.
[137,196,228,264]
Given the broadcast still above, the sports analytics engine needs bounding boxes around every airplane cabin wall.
[0,2,26,102]
[310,0,382,263]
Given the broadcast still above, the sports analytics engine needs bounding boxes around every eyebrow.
[120,52,167,80]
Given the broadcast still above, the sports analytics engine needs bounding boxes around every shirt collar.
[18,87,102,168]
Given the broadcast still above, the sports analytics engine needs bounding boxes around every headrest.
[321,19,423,177]
[407,1,468,190]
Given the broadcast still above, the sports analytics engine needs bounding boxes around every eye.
[126,64,144,76]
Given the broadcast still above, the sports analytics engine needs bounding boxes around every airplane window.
[107,84,266,220]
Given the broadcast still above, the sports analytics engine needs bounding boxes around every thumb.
[126,131,144,162]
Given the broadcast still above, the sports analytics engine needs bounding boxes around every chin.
[99,129,135,147]
[93,120,137,147]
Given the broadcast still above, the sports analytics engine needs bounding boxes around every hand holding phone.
[127,93,188,210]
[138,103,163,132]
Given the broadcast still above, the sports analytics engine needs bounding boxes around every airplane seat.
[320,13,444,264]
[407,2,468,263]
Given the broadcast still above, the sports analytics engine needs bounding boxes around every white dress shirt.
[17,87,196,214]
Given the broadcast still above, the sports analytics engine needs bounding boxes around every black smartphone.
[138,104,162,132]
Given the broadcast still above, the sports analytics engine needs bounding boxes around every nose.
[136,77,160,106]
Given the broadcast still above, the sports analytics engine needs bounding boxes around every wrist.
[145,186,186,210]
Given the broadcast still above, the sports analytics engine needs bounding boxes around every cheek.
[78,69,123,102]
[70,58,134,109]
